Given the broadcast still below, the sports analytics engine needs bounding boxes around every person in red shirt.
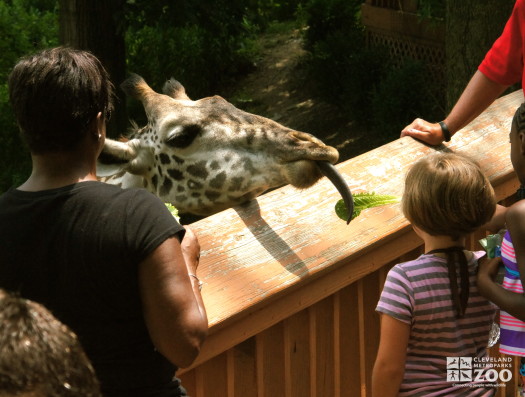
[401,0,525,145]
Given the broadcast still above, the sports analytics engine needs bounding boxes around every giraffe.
[98,74,353,221]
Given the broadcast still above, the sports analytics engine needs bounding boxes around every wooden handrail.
[180,90,523,396]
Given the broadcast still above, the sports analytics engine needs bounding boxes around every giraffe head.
[98,74,352,218]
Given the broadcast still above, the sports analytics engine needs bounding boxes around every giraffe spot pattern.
[167,168,184,181]
[228,176,244,192]
[209,172,226,189]
[242,158,257,174]
[159,153,171,165]
[204,190,221,201]
[151,175,158,190]
[160,177,173,196]
[187,161,209,179]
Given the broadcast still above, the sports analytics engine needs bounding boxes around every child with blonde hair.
[372,152,498,396]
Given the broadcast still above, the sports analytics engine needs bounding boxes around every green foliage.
[299,0,387,124]
[124,0,265,99]
[249,0,305,23]
[123,0,310,101]
[298,0,362,53]
[370,59,443,137]
[300,0,444,141]
[0,0,58,193]
[335,192,400,221]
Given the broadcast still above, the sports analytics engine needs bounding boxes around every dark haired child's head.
[0,290,101,396]
[510,102,525,188]
[8,46,114,154]
[402,152,496,241]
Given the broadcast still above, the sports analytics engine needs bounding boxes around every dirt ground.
[224,26,384,163]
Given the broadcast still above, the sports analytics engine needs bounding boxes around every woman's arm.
[401,71,508,145]
[372,314,410,397]
[138,230,208,368]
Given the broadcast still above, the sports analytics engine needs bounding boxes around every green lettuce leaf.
[165,203,180,222]
[335,192,400,221]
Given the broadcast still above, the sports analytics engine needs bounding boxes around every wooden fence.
[179,89,524,397]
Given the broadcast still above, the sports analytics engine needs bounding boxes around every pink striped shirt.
[377,251,497,396]
[499,230,525,356]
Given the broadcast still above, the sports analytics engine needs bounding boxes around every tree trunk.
[446,0,515,110]
[58,0,127,138]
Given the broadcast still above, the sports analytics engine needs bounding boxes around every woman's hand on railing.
[401,118,444,146]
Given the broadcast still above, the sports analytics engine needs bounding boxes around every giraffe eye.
[166,124,202,148]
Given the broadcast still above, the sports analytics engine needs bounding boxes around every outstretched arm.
[483,204,508,234]
[138,228,208,368]
[478,202,525,321]
[401,71,508,145]
[372,314,410,397]
[478,256,525,320]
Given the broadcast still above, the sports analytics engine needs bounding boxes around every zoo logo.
[447,357,472,382]
[446,357,512,384]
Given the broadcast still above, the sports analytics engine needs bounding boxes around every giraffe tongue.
[316,161,354,224]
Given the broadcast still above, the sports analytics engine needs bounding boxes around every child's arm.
[478,202,525,320]
[483,204,507,233]
[477,256,525,319]
[372,314,410,397]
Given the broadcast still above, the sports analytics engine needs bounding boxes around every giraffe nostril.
[290,130,325,147]
[291,131,311,141]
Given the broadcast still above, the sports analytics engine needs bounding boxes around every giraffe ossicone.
[98,73,353,221]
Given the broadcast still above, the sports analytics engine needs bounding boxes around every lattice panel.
[366,29,445,89]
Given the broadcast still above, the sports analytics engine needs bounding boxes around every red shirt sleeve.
[478,0,525,87]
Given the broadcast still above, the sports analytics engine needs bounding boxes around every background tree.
[59,0,127,137]
[446,0,515,109]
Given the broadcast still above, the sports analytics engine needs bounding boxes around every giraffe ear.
[97,138,153,177]
[162,78,191,100]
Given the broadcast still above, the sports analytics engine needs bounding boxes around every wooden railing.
[179,90,523,397]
